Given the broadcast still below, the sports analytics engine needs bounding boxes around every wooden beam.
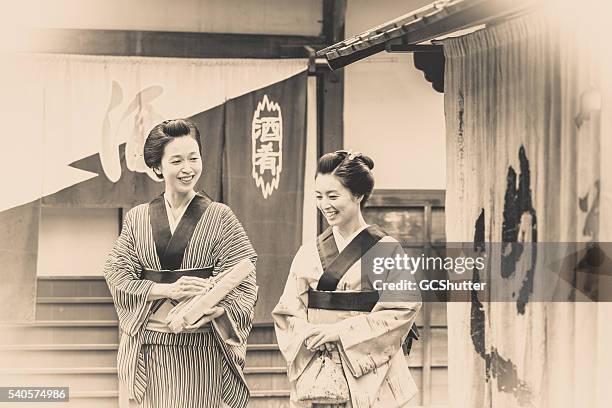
[25,28,326,59]
[396,0,531,46]
[317,0,347,233]
[318,0,533,70]
[386,44,443,53]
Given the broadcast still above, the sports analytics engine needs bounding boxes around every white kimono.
[272,226,422,408]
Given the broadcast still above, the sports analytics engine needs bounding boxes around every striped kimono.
[273,225,421,408]
[104,193,257,408]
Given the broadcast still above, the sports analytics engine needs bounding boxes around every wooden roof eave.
[317,0,533,70]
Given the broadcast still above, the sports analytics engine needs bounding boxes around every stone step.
[35,300,118,321]
[0,344,119,371]
[0,369,118,391]
[37,276,110,298]
[61,391,119,408]
[247,390,290,408]
[0,320,119,345]
[20,395,119,408]
[244,367,289,391]
[248,323,277,344]
[244,344,286,367]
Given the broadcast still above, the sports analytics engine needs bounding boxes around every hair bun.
[163,119,191,137]
[339,150,374,171]
[359,154,374,170]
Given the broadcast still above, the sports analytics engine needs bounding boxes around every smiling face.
[157,136,202,195]
[315,173,362,228]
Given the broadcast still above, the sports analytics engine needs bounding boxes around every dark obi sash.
[307,290,379,312]
[308,225,386,313]
[309,225,419,354]
[141,267,214,284]
[142,192,214,282]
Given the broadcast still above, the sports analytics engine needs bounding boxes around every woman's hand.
[148,276,214,301]
[166,276,214,300]
[184,306,225,330]
[304,324,341,352]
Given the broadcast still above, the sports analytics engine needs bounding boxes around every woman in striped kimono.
[273,151,421,407]
[104,119,257,408]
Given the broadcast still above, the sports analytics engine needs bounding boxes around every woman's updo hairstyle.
[316,150,375,208]
[144,119,202,179]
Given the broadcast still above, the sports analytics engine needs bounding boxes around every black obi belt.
[307,289,379,312]
[140,267,214,284]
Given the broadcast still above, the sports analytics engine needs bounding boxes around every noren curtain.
[444,11,612,408]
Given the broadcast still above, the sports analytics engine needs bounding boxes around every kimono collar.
[316,224,387,291]
[149,192,212,270]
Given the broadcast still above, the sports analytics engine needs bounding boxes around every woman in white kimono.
[273,151,422,407]
[104,119,257,408]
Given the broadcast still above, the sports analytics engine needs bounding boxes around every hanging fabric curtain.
[444,9,612,408]
[222,71,308,322]
[0,54,307,321]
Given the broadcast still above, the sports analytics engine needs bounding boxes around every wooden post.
[318,0,346,156]
[317,0,346,233]
[422,204,433,405]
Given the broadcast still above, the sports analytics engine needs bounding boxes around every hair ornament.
[347,151,362,161]
[334,149,362,161]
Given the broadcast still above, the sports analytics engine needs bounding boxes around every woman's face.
[157,136,202,194]
[315,173,362,228]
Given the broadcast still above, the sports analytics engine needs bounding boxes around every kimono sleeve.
[212,205,258,346]
[103,209,154,337]
[336,241,422,378]
[272,246,317,382]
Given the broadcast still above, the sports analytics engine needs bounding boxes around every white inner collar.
[163,193,196,234]
[332,224,370,252]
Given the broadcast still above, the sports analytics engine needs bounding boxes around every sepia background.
[1,0,611,407]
